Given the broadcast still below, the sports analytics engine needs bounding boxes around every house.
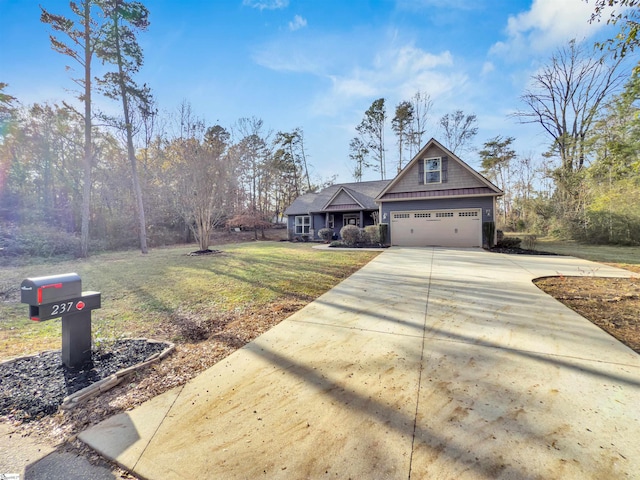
[284,138,503,247]
[284,179,391,240]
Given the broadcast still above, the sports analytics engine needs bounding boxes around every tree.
[96,0,151,254]
[41,1,99,257]
[515,40,625,204]
[274,128,312,192]
[409,91,432,156]
[581,72,640,244]
[0,83,17,120]
[588,72,640,180]
[234,117,270,220]
[479,136,516,226]
[348,136,369,182]
[391,100,414,174]
[590,0,640,71]
[439,110,478,155]
[356,98,387,179]
[168,120,231,251]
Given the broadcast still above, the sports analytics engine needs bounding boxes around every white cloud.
[243,0,289,11]
[481,61,494,75]
[289,15,307,32]
[313,43,466,116]
[490,0,610,58]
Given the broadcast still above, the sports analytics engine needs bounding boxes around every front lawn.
[0,242,379,359]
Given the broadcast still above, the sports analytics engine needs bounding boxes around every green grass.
[0,242,380,359]
[536,238,640,266]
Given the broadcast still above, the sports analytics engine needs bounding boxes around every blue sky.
[0,0,623,182]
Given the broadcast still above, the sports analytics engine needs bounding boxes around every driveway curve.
[80,248,640,480]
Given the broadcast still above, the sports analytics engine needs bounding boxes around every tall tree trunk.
[113,13,148,254]
[81,0,92,257]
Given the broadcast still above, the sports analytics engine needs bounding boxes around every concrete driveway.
[80,248,640,479]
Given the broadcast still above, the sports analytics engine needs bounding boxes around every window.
[414,213,431,218]
[393,213,410,219]
[343,214,360,226]
[327,214,334,229]
[424,157,441,184]
[295,215,310,234]
[436,212,454,218]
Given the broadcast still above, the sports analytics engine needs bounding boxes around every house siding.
[386,145,485,194]
[329,190,359,208]
[287,210,378,240]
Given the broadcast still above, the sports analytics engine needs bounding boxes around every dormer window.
[424,157,441,184]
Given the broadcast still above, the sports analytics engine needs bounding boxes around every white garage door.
[391,209,482,247]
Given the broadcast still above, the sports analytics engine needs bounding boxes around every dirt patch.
[535,270,640,354]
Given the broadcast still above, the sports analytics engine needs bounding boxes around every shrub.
[358,228,369,244]
[318,228,334,243]
[496,236,522,248]
[482,221,496,248]
[379,223,389,245]
[340,225,360,246]
[0,223,81,261]
[364,225,380,244]
[522,235,538,250]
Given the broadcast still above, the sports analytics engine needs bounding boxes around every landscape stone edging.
[60,338,175,410]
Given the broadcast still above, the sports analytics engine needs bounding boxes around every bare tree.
[409,91,432,156]
[515,40,624,175]
[439,110,478,155]
[169,122,231,252]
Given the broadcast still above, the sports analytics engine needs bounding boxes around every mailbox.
[21,273,82,306]
[21,273,101,368]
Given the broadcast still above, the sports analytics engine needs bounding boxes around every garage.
[390,208,482,247]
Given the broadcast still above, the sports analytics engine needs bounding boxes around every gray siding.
[329,190,358,207]
[386,145,485,194]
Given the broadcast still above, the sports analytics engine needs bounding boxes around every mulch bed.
[488,246,559,255]
[535,276,640,354]
[0,339,170,422]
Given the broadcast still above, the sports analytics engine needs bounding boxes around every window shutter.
[418,159,425,185]
[442,157,448,183]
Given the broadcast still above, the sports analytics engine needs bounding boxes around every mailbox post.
[21,273,101,368]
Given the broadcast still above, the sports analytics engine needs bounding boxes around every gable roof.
[284,180,391,216]
[375,138,502,202]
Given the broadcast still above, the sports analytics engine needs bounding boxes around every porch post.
[359,210,364,227]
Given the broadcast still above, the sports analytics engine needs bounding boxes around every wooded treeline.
[0,0,320,258]
[0,92,319,255]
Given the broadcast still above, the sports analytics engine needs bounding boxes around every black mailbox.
[21,273,101,368]
[21,273,82,306]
